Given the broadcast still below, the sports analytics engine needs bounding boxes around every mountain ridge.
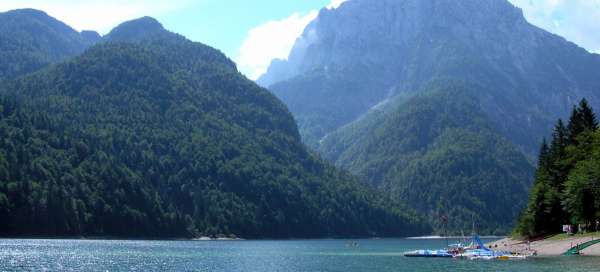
[0,13,429,238]
[0,8,101,80]
[258,0,600,233]
[261,0,600,155]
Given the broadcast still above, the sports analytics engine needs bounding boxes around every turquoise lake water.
[1,238,599,271]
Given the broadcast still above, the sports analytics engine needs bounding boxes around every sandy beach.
[489,234,600,256]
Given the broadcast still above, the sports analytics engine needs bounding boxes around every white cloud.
[508,0,600,53]
[237,11,318,80]
[237,0,347,80]
[0,0,190,34]
[327,0,348,9]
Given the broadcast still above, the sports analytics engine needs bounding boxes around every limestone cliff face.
[258,0,600,233]
[260,0,600,154]
[266,0,526,83]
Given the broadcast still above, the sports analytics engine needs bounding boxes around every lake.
[1,238,598,271]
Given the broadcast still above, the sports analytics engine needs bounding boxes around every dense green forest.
[0,16,429,238]
[0,9,99,81]
[515,99,600,238]
[320,82,534,235]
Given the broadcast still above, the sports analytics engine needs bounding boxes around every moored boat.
[454,237,529,260]
[404,249,453,258]
[404,235,530,260]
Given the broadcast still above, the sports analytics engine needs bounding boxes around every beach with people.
[490,232,600,256]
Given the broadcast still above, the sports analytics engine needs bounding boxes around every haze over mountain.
[0,9,100,80]
[0,12,428,238]
[259,0,600,233]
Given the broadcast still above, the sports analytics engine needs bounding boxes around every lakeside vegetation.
[516,99,600,238]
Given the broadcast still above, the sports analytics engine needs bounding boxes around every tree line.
[516,99,600,237]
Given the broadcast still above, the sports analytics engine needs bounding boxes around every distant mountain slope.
[320,82,533,234]
[0,17,428,238]
[258,0,600,233]
[0,9,100,80]
[261,0,600,155]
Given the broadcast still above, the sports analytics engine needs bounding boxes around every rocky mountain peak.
[259,0,534,87]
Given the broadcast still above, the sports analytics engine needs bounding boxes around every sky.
[1,0,599,80]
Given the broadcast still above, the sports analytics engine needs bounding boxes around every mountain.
[261,0,600,153]
[259,0,600,233]
[320,82,533,234]
[0,9,100,80]
[0,17,428,238]
[103,16,169,42]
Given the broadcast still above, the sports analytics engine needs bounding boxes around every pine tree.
[538,139,550,170]
[516,140,557,237]
[549,119,569,187]
[568,106,584,143]
[578,98,598,131]
[544,120,570,228]
[568,99,599,144]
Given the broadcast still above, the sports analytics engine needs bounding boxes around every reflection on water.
[0,238,599,272]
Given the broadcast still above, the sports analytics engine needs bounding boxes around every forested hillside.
[258,0,600,233]
[321,82,533,234]
[0,16,428,238]
[516,100,600,238]
[0,9,99,80]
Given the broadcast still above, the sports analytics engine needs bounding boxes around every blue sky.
[1,0,599,79]
[159,0,334,62]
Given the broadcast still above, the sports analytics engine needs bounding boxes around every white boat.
[404,249,453,258]
[454,236,529,260]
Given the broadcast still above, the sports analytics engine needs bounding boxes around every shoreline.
[406,235,505,240]
[0,235,505,242]
[490,233,600,257]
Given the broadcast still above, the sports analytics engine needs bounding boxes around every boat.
[404,235,529,260]
[456,250,528,260]
[404,249,453,258]
[454,236,529,260]
[404,240,468,258]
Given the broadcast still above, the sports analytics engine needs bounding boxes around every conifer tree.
[549,119,569,187]
[538,139,550,170]
[568,99,598,144]
[518,98,600,237]
[578,98,598,131]
[568,106,584,143]
[516,139,556,236]
[544,120,570,229]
